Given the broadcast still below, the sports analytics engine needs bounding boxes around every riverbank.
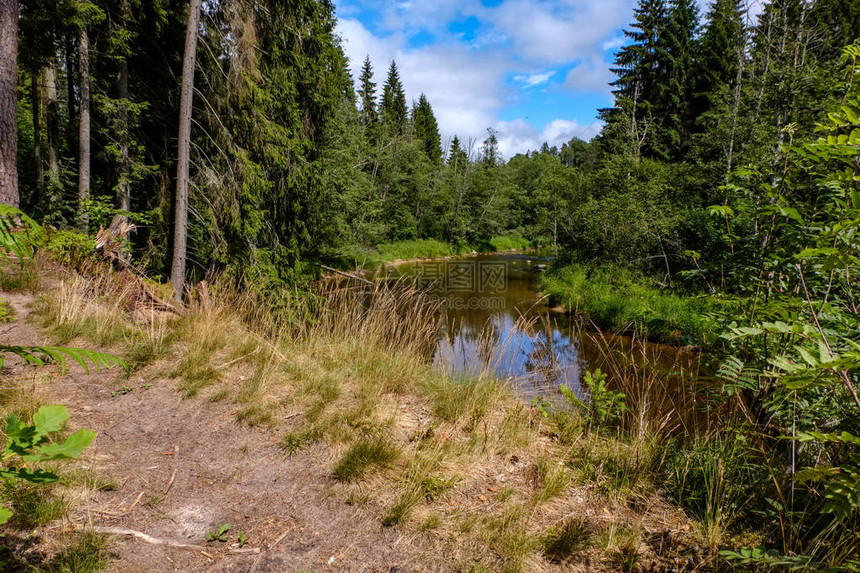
[541,263,718,347]
[336,236,535,270]
[1,257,717,572]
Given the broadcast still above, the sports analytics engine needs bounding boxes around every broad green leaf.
[0,507,12,524]
[33,405,69,440]
[32,428,96,461]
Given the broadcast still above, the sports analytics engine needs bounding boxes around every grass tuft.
[542,518,592,562]
[333,437,400,482]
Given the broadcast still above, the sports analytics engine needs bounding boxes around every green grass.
[419,374,505,427]
[337,236,533,269]
[46,530,112,573]
[541,264,716,346]
[6,483,69,528]
[333,437,400,482]
[486,234,531,252]
[0,263,40,292]
[339,239,458,267]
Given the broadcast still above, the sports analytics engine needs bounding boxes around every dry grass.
[28,270,706,572]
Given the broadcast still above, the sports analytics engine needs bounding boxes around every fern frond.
[0,205,45,265]
[0,345,127,374]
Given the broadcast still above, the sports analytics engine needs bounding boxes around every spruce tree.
[357,55,378,127]
[659,0,700,158]
[380,60,407,135]
[448,135,468,169]
[604,0,669,158]
[412,93,441,164]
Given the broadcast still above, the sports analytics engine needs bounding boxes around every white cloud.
[336,18,509,146]
[514,71,557,88]
[563,56,614,94]
[334,0,641,159]
[495,118,603,158]
[489,0,635,64]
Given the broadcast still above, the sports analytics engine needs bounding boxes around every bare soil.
[1,292,432,573]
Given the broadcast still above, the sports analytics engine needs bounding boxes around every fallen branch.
[89,526,203,550]
[314,263,373,285]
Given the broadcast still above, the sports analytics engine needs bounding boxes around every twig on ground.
[163,468,178,495]
[89,526,203,550]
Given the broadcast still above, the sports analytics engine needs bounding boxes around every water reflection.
[386,252,698,405]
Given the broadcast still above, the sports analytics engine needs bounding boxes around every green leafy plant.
[237,531,248,547]
[0,205,44,267]
[0,405,97,525]
[0,345,126,373]
[205,522,230,542]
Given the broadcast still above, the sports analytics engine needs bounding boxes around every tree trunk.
[77,24,91,231]
[118,60,130,213]
[0,0,18,207]
[44,62,60,185]
[170,0,202,302]
[117,0,130,216]
[66,39,76,142]
[33,71,44,194]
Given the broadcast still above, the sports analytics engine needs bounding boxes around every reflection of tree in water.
[520,318,577,390]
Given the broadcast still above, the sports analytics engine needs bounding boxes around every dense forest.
[0,0,854,286]
[2,0,860,570]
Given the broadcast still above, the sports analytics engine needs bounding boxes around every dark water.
[387,252,699,401]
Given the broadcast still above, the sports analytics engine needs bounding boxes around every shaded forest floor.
[0,263,711,572]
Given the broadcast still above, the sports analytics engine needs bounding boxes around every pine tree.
[380,60,407,135]
[357,55,378,127]
[411,93,441,164]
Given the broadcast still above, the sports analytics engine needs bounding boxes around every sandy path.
[2,292,432,573]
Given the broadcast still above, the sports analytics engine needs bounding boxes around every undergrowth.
[541,263,716,346]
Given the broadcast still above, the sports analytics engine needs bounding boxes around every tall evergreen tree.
[411,93,441,164]
[357,55,377,127]
[603,0,669,158]
[380,60,407,135]
[448,135,468,169]
[660,0,700,157]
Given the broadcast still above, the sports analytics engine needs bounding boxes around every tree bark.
[118,60,130,213]
[44,62,59,185]
[33,71,44,194]
[170,0,202,302]
[77,24,91,230]
[0,0,18,207]
[117,0,130,216]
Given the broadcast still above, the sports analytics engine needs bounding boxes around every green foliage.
[0,205,44,266]
[0,405,96,525]
[580,369,629,431]
[541,263,715,345]
[0,298,12,324]
[0,345,126,373]
[205,523,230,542]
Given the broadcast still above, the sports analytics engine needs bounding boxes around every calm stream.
[384,252,699,401]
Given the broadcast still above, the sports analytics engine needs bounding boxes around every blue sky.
[334,0,762,158]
